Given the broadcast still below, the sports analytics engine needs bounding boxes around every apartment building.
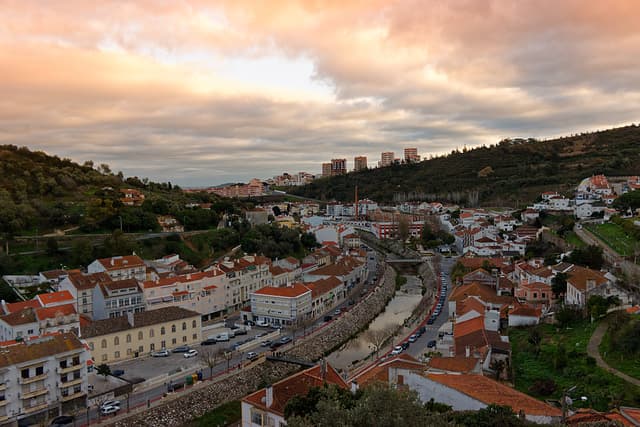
[81,307,201,363]
[87,255,146,281]
[0,333,90,425]
[330,158,347,176]
[142,271,226,321]
[380,151,395,167]
[92,279,145,320]
[59,271,112,318]
[404,147,420,162]
[354,156,367,171]
[213,255,272,312]
[250,283,312,327]
[0,304,79,342]
[321,162,332,177]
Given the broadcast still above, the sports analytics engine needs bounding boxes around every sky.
[1,1,640,187]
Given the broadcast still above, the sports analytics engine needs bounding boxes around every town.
[0,172,639,426]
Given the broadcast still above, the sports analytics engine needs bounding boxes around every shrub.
[529,379,557,396]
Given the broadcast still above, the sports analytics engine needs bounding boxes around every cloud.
[1,1,640,186]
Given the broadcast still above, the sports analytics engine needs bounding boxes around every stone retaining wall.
[112,266,397,427]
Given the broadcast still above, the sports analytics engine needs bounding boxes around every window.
[192,333,197,340]
[139,345,143,353]
[35,366,43,376]
[251,411,263,425]
[160,327,165,335]
[115,351,120,359]
[149,328,154,338]
[161,340,166,348]
[171,324,176,333]
[127,348,132,355]
[89,342,94,351]
[21,368,29,379]
[182,322,187,331]
[126,334,131,343]
[150,343,155,351]
[172,338,177,345]
[182,336,187,343]
[138,331,143,340]
[61,374,68,383]
[73,356,80,366]
[27,329,34,335]
[73,384,81,394]
[101,355,107,361]
[192,320,197,328]
[60,360,68,369]
[114,336,120,346]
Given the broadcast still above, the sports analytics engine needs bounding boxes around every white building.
[87,255,146,281]
[250,283,312,327]
[0,333,90,425]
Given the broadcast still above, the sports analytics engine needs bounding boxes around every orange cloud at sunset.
[1,0,639,184]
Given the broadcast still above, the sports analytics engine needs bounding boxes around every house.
[303,256,366,292]
[566,407,640,426]
[92,279,145,320]
[0,332,90,425]
[508,303,543,327]
[250,283,312,327]
[245,209,270,226]
[515,281,553,306]
[156,215,184,233]
[81,306,201,363]
[142,271,226,321]
[427,356,482,374]
[400,372,562,424]
[35,290,75,308]
[305,276,343,318]
[565,266,611,307]
[37,269,68,289]
[350,353,427,387]
[448,282,514,318]
[87,255,146,281]
[120,188,145,206]
[342,233,361,249]
[242,362,348,427]
[213,255,272,311]
[462,269,495,288]
[59,271,112,318]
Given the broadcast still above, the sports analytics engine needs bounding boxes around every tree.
[489,358,506,380]
[96,363,111,380]
[527,327,542,356]
[364,326,394,359]
[587,295,619,320]
[453,404,523,427]
[397,216,410,247]
[551,272,568,299]
[567,245,604,270]
[200,347,224,379]
[555,304,583,328]
[45,237,59,256]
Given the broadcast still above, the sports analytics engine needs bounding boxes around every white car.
[246,351,259,361]
[151,349,169,357]
[390,345,403,356]
[184,349,198,358]
[101,400,120,410]
[256,320,269,327]
[100,405,120,416]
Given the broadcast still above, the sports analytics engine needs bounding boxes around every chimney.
[126,311,135,327]
[265,385,273,408]
[350,381,359,394]
[465,346,470,358]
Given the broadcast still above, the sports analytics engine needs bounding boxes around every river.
[326,275,423,371]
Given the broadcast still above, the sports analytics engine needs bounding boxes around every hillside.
[290,125,640,206]
[0,145,244,236]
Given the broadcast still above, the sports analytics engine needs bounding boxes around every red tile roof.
[36,303,77,321]
[2,299,42,315]
[253,283,311,298]
[66,271,113,290]
[36,290,74,306]
[305,276,342,299]
[351,354,425,387]
[426,373,562,416]
[96,255,145,270]
[449,283,514,306]
[428,356,480,373]
[243,363,348,416]
[567,265,609,292]
[454,316,485,338]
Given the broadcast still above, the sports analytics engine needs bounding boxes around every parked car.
[244,320,255,326]
[214,333,230,342]
[323,315,333,322]
[235,328,248,335]
[270,341,283,350]
[348,300,355,306]
[261,340,273,347]
[334,308,342,316]
[390,345,403,356]
[200,338,217,346]
[256,331,268,338]
[184,349,198,358]
[401,342,409,350]
[427,340,437,348]
[256,320,269,327]
[101,400,121,410]
[246,351,259,361]
[408,334,418,343]
[111,369,125,377]
[418,326,426,335]
[100,405,120,416]
[427,318,435,325]
[279,336,292,344]
[50,416,74,426]
[151,349,170,357]
[172,346,190,353]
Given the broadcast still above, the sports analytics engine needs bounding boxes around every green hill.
[290,124,640,206]
[0,144,241,236]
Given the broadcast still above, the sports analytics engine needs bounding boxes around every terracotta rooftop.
[81,306,199,338]
[0,332,85,368]
[567,265,609,292]
[428,356,480,373]
[450,282,514,306]
[0,308,37,326]
[509,304,542,318]
[40,269,68,280]
[36,290,74,306]
[306,256,364,277]
[142,270,223,289]
[243,363,348,416]
[96,255,145,270]
[454,328,510,356]
[426,373,561,416]
[2,299,42,315]
[36,303,77,321]
[66,272,113,290]
[457,297,487,317]
[99,279,141,297]
[253,283,311,298]
[305,276,342,299]
[454,316,485,338]
[351,353,425,387]
[566,408,636,426]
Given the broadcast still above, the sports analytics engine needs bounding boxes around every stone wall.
[113,266,397,427]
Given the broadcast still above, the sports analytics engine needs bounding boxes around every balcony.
[19,371,47,385]
[0,399,7,406]
[61,390,85,402]
[21,387,48,399]
[0,383,6,391]
[58,364,82,375]
[23,401,48,414]
[60,377,83,388]
[0,414,7,423]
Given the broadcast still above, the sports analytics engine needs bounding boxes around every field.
[188,400,241,427]
[509,321,640,411]
[585,222,637,256]
[563,231,586,249]
[599,316,640,381]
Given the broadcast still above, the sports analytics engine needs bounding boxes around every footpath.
[586,320,640,388]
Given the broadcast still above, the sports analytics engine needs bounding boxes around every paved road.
[586,320,640,388]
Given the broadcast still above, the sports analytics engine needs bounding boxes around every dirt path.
[586,321,640,387]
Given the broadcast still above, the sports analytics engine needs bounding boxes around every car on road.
[246,351,259,361]
[323,315,333,322]
[256,331,268,338]
[184,349,198,358]
[101,400,121,410]
[279,336,292,344]
[200,338,217,346]
[112,369,125,377]
[348,300,355,306]
[334,309,342,316]
[401,342,409,350]
[390,345,403,356]
[215,333,230,342]
[50,415,74,426]
[427,340,437,348]
[100,405,120,416]
[260,340,272,347]
[408,334,418,343]
[172,346,191,353]
[256,320,269,327]
[235,328,248,335]
[270,341,283,350]
[151,349,170,357]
